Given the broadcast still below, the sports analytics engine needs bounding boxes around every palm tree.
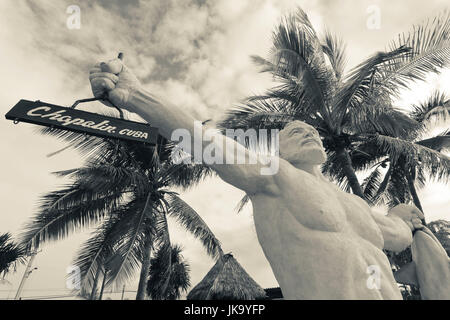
[357,94,449,299]
[20,127,223,300]
[146,244,190,300]
[220,8,450,200]
[0,233,25,278]
[361,91,450,213]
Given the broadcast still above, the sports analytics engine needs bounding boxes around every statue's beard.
[282,145,327,165]
[299,147,326,164]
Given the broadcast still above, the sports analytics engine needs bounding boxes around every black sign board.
[5,99,158,145]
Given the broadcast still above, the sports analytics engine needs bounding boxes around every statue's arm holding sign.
[90,57,426,233]
[89,57,279,195]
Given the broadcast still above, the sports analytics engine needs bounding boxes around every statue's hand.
[89,55,141,111]
[388,204,425,232]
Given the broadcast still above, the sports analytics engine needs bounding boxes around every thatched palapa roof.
[187,253,267,300]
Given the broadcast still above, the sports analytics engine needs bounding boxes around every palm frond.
[370,161,393,205]
[54,164,149,196]
[20,184,123,250]
[334,46,412,132]
[416,131,450,152]
[105,194,155,288]
[372,134,450,181]
[147,244,190,300]
[321,151,353,192]
[384,11,450,87]
[322,30,347,81]
[346,107,421,139]
[166,194,223,259]
[250,56,317,112]
[72,203,140,294]
[361,166,383,204]
[410,91,450,124]
[73,232,108,296]
[249,57,329,124]
[257,8,335,123]
[220,98,297,131]
[0,233,26,275]
[148,208,173,298]
[385,165,412,208]
[38,127,111,160]
[163,162,213,190]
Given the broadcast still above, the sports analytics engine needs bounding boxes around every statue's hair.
[281,120,305,130]
[280,120,316,134]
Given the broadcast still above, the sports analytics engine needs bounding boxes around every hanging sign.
[5,99,158,145]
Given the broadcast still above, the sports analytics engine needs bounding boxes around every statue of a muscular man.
[89,57,428,299]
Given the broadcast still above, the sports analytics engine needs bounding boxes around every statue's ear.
[394,261,419,287]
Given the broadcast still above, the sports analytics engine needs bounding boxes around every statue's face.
[279,121,327,165]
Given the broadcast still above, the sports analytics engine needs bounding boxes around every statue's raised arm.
[89,57,279,195]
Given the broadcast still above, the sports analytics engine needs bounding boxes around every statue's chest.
[284,179,384,248]
[279,177,349,233]
[252,172,384,249]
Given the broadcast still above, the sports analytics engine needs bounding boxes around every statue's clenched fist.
[89,55,141,110]
[388,204,425,232]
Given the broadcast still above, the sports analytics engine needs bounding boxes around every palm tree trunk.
[406,168,426,224]
[98,269,107,300]
[89,267,101,300]
[407,177,423,212]
[336,148,365,199]
[136,233,152,300]
[374,163,392,201]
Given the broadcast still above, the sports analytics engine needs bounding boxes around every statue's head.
[279,120,327,166]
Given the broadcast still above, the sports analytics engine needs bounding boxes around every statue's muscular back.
[249,159,403,299]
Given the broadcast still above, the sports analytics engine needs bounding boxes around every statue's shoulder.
[271,160,332,201]
[276,158,313,178]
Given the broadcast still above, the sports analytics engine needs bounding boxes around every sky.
[0,0,449,300]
